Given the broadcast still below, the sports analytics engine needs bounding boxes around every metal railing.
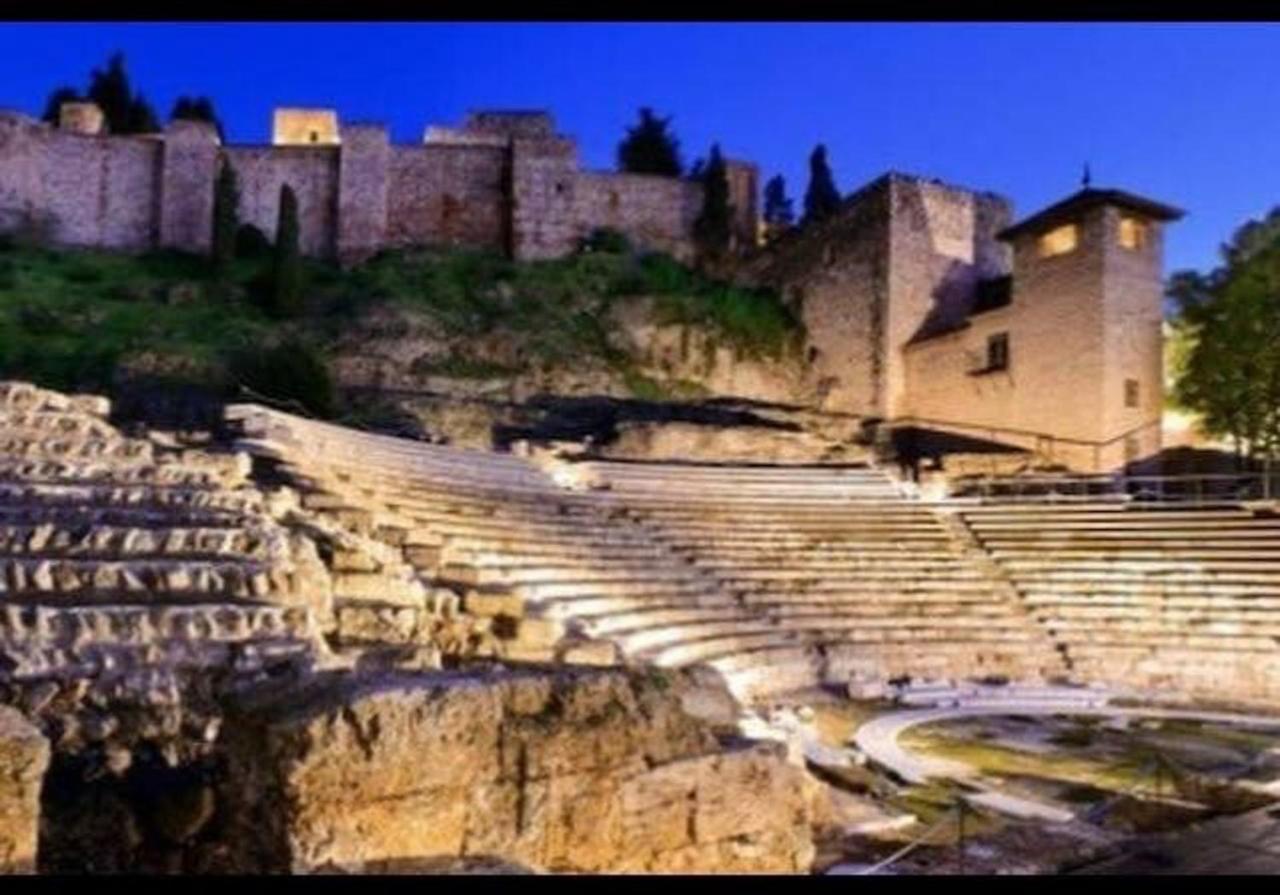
[952,472,1280,505]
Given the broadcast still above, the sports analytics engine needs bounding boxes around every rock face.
[217,666,815,874]
[0,707,49,874]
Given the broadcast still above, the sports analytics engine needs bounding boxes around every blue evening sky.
[1,22,1278,274]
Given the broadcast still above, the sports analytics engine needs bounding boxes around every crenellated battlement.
[0,103,758,265]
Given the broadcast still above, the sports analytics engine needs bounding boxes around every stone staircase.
[0,383,325,681]
[959,502,1280,706]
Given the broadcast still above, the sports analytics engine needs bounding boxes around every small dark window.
[555,182,568,196]
[1125,378,1140,408]
[986,332,1009,372]
[309,130,318,144]
[607,191,619,209]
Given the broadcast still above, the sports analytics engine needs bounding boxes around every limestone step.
[1001,558,1280,574]
[0,523,282,560]
[990,548,1280,562]
[0,482,262,514]
[1022,591,1280,607]
[461,560,712,586]
[441,544,673,566]
[0,504,259,529]
[740,589,1008,606]
[0,557,300,603]
[531,593,741,619]
[712,567,989,583]
[511,577,722,601]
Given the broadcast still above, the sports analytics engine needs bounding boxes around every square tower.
[273,108,340,146]
[994,188,1183,469]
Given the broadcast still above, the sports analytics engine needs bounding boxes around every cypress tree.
[803,144,841,226]
[272,184,303,318]
[693,143,733,256]
[617,107,683,177]
[762,174,794,241]
[211,158,240,277]
[86,52,159,135]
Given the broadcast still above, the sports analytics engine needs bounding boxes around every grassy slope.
[0,242,801,409]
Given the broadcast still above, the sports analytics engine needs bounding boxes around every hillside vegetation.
[0,235,803,424]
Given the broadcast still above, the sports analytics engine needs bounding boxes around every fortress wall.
[159,121,220,254]
[0,115,51,235]
[227,146,340,258]
[574,171,701,260]
[746,179,893,416]
[385,145,508,252]
[0,117,160,251]
[884,177,1012,418]
[510,137,579,260]
[337,125,390,265]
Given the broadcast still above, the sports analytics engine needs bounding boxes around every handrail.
[887,414,1163,451]
[952,470,1279,504]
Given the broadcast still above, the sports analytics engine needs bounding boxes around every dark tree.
[1171,209,1280,463]
[617,107,683,177]
[171,96,225,142]
[762,174,794,240]
[41,86,81,125]
[127,92,160,134]
[272,185,303,319]
[693,144,733,256]
[211,158,240,276]
[86,52,159,135]
[803,144,841,226]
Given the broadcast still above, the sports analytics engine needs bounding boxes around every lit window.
[1038,224,1078,258]
[1118,216,1149,250]
[987,332,1009,371]
[1124,378,1139,408]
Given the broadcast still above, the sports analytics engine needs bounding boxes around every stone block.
[0,707,50,874]
[462,588,524,619]
[215,667,813,873]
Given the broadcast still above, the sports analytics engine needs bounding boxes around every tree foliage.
[86,52,159,135]
[802,144,841,226]
[692,144,733,256]
[762,174,794,241]
[617,107,683,177]
[211,158,240,277]
[271,184,304,318]
[1170,209,1280,460]
[171,95,225,142]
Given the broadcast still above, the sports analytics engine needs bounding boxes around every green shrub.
[63,262,105,285]
[235,223,272,259]
[579,227,632,255]
[228,339,335,418]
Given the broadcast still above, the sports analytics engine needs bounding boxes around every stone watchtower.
[58,101,105,135]
[992,188,1184,469]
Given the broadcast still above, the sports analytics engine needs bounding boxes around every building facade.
[0,105,759,265]
[748,173,1182,472]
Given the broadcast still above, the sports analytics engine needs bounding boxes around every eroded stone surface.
[216,666,814,874]
[0,706,49,873]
